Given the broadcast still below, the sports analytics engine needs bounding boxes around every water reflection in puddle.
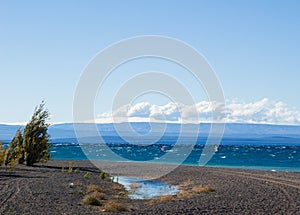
[114,176,179,199]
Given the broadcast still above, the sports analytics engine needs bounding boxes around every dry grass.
[146,195,175,205]
[74,180,84,187]
[145,199,156,206]
[192,185,215,194]
[179,179,194,188]
[102,200,129,212]
[130,182,140,190]
[159,195,175,201]
[178,179,215,199]
[92,191,107,200]
[178,189,193,198]
[112,182,124,191]
[83,184,107,206]
[82,194,102,206]
[87,184,103,193]
[117,191,127,197]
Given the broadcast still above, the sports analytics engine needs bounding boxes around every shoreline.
[1,160,300,214]
[51,158,300,173]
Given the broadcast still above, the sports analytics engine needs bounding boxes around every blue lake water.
[114,176,179,199]
[49,137,300,172]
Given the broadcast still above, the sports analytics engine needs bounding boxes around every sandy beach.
[1,160,300,214]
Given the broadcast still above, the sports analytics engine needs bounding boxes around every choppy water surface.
[50,139,300,172]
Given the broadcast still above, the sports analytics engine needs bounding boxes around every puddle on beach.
[114,176,179,199]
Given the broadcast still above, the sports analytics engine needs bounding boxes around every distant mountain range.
[1,123,300,144]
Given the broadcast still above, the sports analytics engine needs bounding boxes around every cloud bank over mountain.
[96,98,300,125]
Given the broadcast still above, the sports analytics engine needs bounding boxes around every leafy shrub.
[22,101,51,166]
[100,172,106,180]
[0,141,5,166]
[68,162,73,173]
[0,102,51,170]
[84,172,90,179]
[5,129,23,171]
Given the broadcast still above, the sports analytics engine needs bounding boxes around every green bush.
[5,129,23,170]
[3,102,51,169]
[22,101,51,166]
[100,172,106,180]
[61,166,66,173]
[68,162,73,173]
[84,172,90,179]
[0,102,51,170]
[0,141,5,166]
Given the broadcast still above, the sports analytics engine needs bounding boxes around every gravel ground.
[1,160,300,214]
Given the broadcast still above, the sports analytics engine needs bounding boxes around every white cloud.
[0,122,27,126]
[128,102,151,117]
[223,98,300,124]
[150,103,180,121]
[96,98,300,125]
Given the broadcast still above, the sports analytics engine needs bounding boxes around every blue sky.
[1,0,300,124]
